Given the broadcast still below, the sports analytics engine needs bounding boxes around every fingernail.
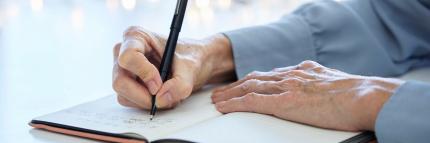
[215,102,225,111]
[211,92,223,102]
[157,92,172,107]
[147,80,158,95]
[215,103,221,108]
[211,95,219,103]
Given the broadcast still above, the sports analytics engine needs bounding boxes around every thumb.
[155,60,195,108]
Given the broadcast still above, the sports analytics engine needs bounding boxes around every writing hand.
[112,26,221,109]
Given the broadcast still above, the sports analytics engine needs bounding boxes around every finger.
[297,60,320,70]
[212,71,282,94]
[114,43,139,109]
[113,63,152,109]
[279,70,318,80]
[212,79,284,103]
[215,92,275,115]
[118,39,163,95]
[113,43,121,62]
[155,59,195,108]
[117,95,140,108]
[271,65,298,72]
[123,26,164,55]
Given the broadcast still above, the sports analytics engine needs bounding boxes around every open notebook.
[30,87,374,143]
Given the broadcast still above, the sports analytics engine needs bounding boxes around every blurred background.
[0,0,313,142]
[0,0,313,107]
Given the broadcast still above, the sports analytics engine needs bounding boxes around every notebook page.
[32,87,222,141]
[166,112,361,143]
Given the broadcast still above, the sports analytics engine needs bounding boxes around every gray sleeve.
[223,0,430,142]
[376,81,430,143]
[223,0,430,78]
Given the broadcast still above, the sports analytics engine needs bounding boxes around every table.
[2,0,429,142]
[0,0,310,142]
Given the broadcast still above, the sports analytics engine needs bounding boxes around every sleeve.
[223,0,430,78]
[376,81,430,143]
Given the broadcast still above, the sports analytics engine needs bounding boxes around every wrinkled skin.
[112,26,404,132]
[212,60,404,131]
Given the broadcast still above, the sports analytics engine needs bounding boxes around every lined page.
[33,87,222,141]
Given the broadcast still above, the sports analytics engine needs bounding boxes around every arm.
[213,0,430,142]
[376,81,430,142]
[223,0,430,78]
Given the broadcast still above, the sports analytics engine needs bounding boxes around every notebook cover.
[30,120,147,143]
[30,119,375,143]
[30,120,196,143]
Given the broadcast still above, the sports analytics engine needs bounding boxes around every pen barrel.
[159,28,180,82]
[159,0,188,82]
[170,0,188,31]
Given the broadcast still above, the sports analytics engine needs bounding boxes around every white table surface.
[0,0,310,142]
[0,0,428,143]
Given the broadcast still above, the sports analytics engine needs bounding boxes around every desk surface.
[0,0,428,143]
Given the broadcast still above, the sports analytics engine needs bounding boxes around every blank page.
[166,112,361,143]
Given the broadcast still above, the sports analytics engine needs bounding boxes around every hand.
[212,60,404,131]
[113,26,235,109]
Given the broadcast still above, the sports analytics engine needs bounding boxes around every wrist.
[179,34,235,90]
[353,78,404,131]
[191,34,236,89]
[201,34,236,83]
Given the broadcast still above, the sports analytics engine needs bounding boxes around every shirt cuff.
[223,13,316,78]
[375,81,430,143]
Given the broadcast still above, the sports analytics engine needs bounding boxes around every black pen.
[150,0,188,120]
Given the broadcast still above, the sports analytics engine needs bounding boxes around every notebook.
[29,86,374,143]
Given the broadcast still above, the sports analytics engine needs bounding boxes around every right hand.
[112,26,234,109]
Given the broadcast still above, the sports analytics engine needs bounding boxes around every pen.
[150,0,188,120]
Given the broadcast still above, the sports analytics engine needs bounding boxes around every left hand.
[212,60,404,131]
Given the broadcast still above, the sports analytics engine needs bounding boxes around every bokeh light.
[217,0,231,9]
[121,0,136,11]
[196,0,210,9]
[106,0,119,12]
[71,7,84,30]
[30,0,44,12]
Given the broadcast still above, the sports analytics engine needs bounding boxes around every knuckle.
[123,26,154,43]
[123,26,142,37]
[311,67,324,73]
[299,60,318,69]
[241,79,259,92]
[243,93,257,107]
[246,71,261,78]
[302,60,316,65]
[300,60,313,65]
[285,70,304,76]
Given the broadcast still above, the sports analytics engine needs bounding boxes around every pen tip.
[150,115,154,121]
